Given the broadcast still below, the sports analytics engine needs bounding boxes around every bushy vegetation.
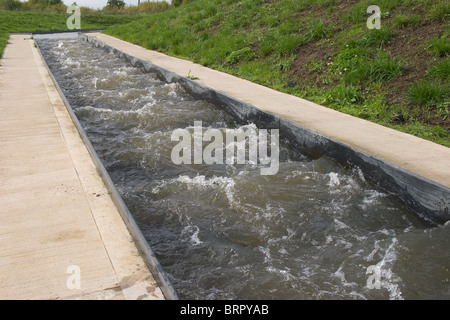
[102,1,172,14]
[0,0,174,14]
[0,0,66,12]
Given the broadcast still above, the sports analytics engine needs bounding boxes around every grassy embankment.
[0,10,143,58]
[105,0,450,147]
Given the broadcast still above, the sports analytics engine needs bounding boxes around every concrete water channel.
[1,31,449,299]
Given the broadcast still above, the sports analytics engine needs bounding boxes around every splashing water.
[37,38,450,300]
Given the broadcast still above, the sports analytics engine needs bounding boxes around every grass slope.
[0,10,142,58]
[105,0,450,147]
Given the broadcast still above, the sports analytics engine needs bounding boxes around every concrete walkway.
[90,33,450,189]
[0,34,164,300]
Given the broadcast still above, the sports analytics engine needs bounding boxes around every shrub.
[138,1,172,14]
[0,0,22,10]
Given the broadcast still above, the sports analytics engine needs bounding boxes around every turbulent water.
[37,38,450,300]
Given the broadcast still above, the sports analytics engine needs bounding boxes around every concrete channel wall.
[30,30,450,298]
[77,33,450,225]
[32,29,450,299]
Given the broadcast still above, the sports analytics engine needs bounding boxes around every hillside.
[105,0,450,147]
[0,10,142,58]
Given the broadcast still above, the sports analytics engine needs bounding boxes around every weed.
[427,60,450,81]
[226,47,255,64]
[305,59,325,73]
[186,70,199,80]
[360,28,396,48]
[278,20,301,35]
[427,1,450,21]
[274,34,305,56]
[436,102,449,120]
[258,33,277,56]
[261,14,279,27]
[347,51,403,84]
[304,20,334,42]
[323,84,365,106]
[330,45,368,77]
[427,35,450,57]
[341,1,370,23]
[393,14,422,29]
[276,56,295,71]
[406,81,449,108]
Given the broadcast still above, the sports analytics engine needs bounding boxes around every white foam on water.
[262,204,286,221]
[77,105,112,113]
[365,239,382,262]
[334,218,349,231]
[379,237,403,300]
[181,225,203,246]
[113,70,128,77]
[63,57,81,68]
[355,166,366,182]
[92,77,98,89]
[265,266,295,282]
[176,175,236,204]
[326,235,333,244]
[257,246,272,264]
[328,172,341,189]
[363,190,387,204]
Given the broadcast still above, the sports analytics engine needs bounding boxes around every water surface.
[37,38,450,300]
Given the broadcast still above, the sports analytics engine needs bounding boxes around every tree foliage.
[107,0,125,9]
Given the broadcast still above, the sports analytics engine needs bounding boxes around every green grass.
[103,0,450,146]
[323,84,365,106]
[348,51,404,84]
[428,60,450,80]
[226,47,255,64]
[359,28,396,48]
[407,81,449,108]
[393,14,422,29]
[2,1,449,147]
[303,19,334,42]
[427,1,450,21]
[427,35,450,57]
